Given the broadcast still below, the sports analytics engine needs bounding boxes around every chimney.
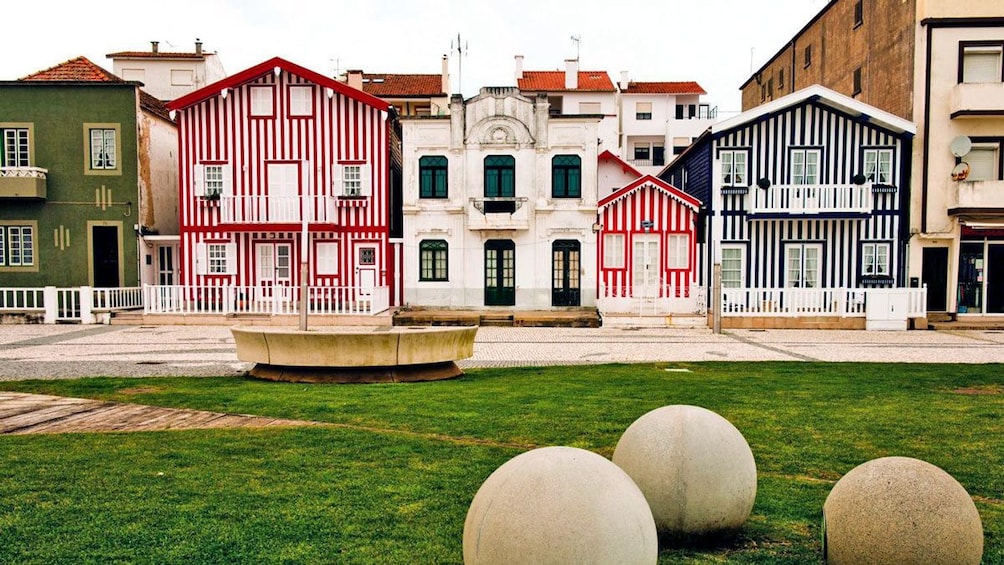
[346,70,364,91]
[565,59,578,90]
[441,54,450,94]
[620,71,629,91]
[514,55,524,81]
[195,39,203,56]
[151,41,159,54]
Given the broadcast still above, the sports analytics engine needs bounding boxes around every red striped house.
[165,57,398,313]
[597,151,702,314]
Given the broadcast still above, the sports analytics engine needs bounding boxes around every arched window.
[419,239,448,281]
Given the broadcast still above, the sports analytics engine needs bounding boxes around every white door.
[786,243,823,311]
[255,243,292,305]
[356,244,378,296]
[632,235,660,298]
[267,163,299,222]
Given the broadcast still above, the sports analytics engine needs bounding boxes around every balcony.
[948,179,1004,214]
[950,82,1004,119]
[748,183,873,216]
[0,166,47,199]
[468,197,530,230]
[217,195,337,224]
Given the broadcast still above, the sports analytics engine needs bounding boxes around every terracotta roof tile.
[107,51,204,59]
[361,74,445,97]
[517,71,615,92]
[622,81,706,95]
[140,90,173,122]
[19,56,124,83]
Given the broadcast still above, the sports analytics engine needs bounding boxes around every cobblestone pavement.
[0,324,1002,380]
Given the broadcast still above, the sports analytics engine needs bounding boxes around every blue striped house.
[660,85,916,311]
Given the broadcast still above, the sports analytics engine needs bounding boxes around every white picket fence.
[720,287,927,318]
[143,284,390,316]
[597,284,706,315]
[0,287,143,323]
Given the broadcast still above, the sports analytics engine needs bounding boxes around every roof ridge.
[19,56,125,82]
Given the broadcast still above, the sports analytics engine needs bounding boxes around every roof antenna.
[450,34,468,95]
[570,35,581,62]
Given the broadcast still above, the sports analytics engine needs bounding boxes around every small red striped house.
[596,151,703,315]
[159,57,399,316]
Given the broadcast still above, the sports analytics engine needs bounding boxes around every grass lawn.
[1,362,1002,564]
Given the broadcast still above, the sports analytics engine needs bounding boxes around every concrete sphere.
[823,456,983,565]
[612,405,757,538]
[463,446,658,565]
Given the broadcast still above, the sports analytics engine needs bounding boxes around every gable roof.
[599,174,701,210]
[20,56,124,83]
[598,150,642,179]
[168,56,390,112]
[357,73,445,97]
[712,84,916,136]
[517,71,615,92]
[621,81,706,95]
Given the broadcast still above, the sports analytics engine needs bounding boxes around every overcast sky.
[5,0,829,115]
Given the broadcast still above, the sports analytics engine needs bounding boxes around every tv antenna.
[451,34,468,95]
[570,35,581,61]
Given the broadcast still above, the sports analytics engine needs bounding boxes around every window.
[633,144,651,162]
[1,127,29,167]
[316,242,338,275]
[359,247,376,266]
[121,68,145,82]
[579,102,601,114]
[419,156,448,198]
[552,155,581,198]
[853,0,863,28]
[194,163,232,197]
[0,225,34,267]
[289,86,313,116]
[786,243,822,288]
[790,149,821,184]
[603,233,625,268]
[204,165,224,197]
[961,44,1004,83]
[853,68,862,96]
[863,148,894,185]
[804,45,812,68]
[675,104,685,119]
[343,165,362,196]
[721,246,744,288]
[861,242,890,277]
[89,128,116,170]
[484,155,515,197]
[667,234,690,269]
[250,86,274,116]
[768,77,774,98]
[720,150,748,187]
[635,102,652,120]
[207,243,229,274]
[778,68,785,89]
[967,143,1001,181]
[170,69,194,86]
[761,84,767,101]
[333,163,371,197]
[419,240,449,281]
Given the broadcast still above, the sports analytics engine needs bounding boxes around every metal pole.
[299,161,310,331]
[713,263,722,334]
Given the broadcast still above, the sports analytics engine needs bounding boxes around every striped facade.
[662,85,916,293]
[168,58,398,303]
[597,173,701,301]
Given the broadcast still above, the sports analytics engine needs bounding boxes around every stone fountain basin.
[231,325,478,383]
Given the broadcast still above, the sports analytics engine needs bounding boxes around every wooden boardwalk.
[0,392,317,435]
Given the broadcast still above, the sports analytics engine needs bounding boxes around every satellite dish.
[951,162,970,182]
[950,136,972,158]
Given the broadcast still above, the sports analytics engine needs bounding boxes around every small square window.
[343,165,362,196]
[89,128,117,170]
[171,69,194,86]
[635,102,652,120]
[603,234,625,269]
[289,86,313,117]
[250,86,274,117]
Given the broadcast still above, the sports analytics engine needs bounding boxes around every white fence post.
[79,286,95,324]
[43,286,57,324]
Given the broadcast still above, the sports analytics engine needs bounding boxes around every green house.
[0,56,176,289]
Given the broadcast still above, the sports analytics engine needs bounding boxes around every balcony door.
[485,240,515,306]
[632,234,660,298]
[255,242,292,305]
[786,243,822,288]
[552,240,581,307]
[267,163,299,222]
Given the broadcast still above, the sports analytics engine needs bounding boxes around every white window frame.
[720,150,748,187]
[0,225,34,267]
[250,86,274,117]
[316,242,339,275]
[863,148,894,185]
[721,245,745,288]
[666,234,690,270]
[195,242,236,276]
[966,143,1000,181]
[2,128,30,167]
[603,233,626,269]
[785,243,823,288]
[790,148,821,185]
[89,128,117,170]
[861,242,890,277]
[193,163,233,197]
[207,243,229,274]
[289,86,313,117]
[333,163,372,197]
[635,102,652,120]
[962,44,1003,84]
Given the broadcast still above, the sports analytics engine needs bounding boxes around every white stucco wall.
[113,54,226,101]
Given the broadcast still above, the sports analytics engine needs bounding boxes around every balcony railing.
[720,287,926,318]
[217,195,337,224]
[468,197,530,230]
[0,166,47,198]
[950,82,1004,118]
[749,183,873,215]
[948,179,1004,212]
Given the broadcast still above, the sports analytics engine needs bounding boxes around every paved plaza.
[0,324,1002,380]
